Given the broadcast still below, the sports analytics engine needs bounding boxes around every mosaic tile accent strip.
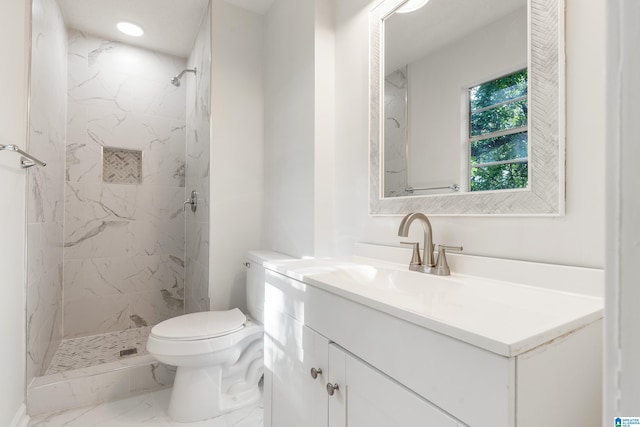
[45,326,152,374]
[102,147,142,184]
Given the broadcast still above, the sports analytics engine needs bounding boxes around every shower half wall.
[26,0,66,384]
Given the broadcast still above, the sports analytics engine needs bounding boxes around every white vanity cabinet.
[263,279,463,427]
[327,344,462,427]
[263,261,602,427]
[263,305,328,427]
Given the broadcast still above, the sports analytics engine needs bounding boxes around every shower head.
[171,68,197,87]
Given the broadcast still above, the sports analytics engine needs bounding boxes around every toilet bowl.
[147,250,290,423]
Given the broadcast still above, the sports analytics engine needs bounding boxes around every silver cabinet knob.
[310,367,322,379]
[326,382,339,396]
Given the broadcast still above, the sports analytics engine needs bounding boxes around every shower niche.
[102,147,143,185]
[25,0,212,415]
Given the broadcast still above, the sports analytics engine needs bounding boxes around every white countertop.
[264,256,604,357]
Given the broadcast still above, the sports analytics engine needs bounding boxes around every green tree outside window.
[469,69,528,192]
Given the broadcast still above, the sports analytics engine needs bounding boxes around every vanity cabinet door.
[327,344,462,427]
[264,302,329,427]
[304,325,330,426]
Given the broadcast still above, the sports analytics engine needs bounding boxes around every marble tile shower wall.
[185,5,212,314]
[383,68,409,197]
[63,29,187,338]
[27,0,67,380]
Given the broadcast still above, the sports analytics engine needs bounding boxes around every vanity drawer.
[305,282,514,427]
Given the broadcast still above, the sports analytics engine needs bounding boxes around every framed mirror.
[370,0,565,215]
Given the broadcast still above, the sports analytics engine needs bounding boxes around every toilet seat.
[147,322,262,357]
[151,308,247,341]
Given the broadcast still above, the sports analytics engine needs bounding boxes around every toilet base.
[167,364,263,423]
[147,319,265,423]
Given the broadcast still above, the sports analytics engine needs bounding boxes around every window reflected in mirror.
[382,0,528,197]
[468,69,528,192]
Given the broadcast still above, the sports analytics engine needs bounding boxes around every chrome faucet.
[397,212,462,276]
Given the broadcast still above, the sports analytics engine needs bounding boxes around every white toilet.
[147,250,289,423]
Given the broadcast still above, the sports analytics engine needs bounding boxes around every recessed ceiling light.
[396,0,430,13]
[117,22,144,37]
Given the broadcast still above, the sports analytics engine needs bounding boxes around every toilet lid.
[151,308,247,340]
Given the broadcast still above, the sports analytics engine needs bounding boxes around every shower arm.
[171,68,197,87]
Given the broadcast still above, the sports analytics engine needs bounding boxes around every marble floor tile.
[46,327,152,374]
[28,388,263,427]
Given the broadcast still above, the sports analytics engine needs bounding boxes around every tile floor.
[28,389,263,427]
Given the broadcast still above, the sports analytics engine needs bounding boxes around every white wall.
[313,0,336,257]
[605,0,640,418]
[264,0,316,258]
[209,0,265,311]
[0,0,29,424]
[333,0,606,269]
[263,0,335,259]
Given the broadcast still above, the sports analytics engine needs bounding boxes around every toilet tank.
[246,250,292,323]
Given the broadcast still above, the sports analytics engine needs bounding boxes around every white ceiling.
[59,0,215,58]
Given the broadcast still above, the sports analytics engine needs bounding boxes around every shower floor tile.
[45,327,152,375]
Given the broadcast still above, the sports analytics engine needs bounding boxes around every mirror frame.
[370,0,565,216]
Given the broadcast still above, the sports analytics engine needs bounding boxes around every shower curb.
[26,354,175,417]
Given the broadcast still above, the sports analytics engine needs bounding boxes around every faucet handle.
[433,245,463,276]
[437,245,463,253]
[400,241,422,267]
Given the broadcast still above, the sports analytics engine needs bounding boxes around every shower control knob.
[183,190,198,213]
[310,367,322,379]
[326,382,339,396]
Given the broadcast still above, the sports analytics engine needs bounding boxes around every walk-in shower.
[26,0,212,416]
[171,68,197,87]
